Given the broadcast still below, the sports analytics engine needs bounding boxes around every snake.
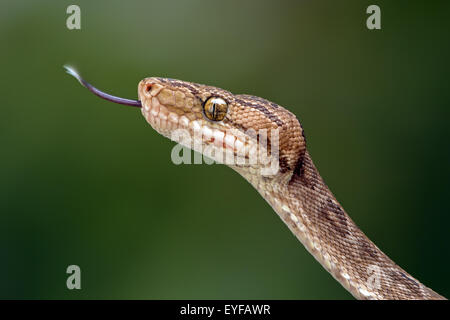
[64,65,445,300]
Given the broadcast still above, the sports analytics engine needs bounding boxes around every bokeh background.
[0,0,449,299]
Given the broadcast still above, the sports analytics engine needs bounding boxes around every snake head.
[64,66,306,178]
[138,77,306,177]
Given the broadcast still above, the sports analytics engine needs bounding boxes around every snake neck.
[233,151,445,300]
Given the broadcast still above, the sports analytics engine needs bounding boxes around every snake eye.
[203,97,228,121]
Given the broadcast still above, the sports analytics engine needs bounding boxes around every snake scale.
[65,66,445,300]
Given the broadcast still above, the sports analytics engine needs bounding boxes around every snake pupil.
[203,97,227,122]
[212,103,216,119]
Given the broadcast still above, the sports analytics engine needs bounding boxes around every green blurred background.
[0,0,449,299]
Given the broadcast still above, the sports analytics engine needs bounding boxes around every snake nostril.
[145,84,153,94]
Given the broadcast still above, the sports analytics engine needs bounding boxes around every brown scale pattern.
[286,151,444,299]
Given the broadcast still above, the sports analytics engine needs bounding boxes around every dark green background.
[0,0,449,299]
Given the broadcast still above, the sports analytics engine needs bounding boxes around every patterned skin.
[66,66,445,299]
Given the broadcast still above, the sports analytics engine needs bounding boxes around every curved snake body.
[66,67,445,300]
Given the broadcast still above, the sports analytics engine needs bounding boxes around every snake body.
[66,67,445,300]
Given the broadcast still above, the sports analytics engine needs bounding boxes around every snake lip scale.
[65,65,446,300]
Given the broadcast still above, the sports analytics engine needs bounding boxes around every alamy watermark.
[366,5,381,30]
[66,5,81,30]
[66,265,81,290]
[366,264,382,291]
[169,127,281,176]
